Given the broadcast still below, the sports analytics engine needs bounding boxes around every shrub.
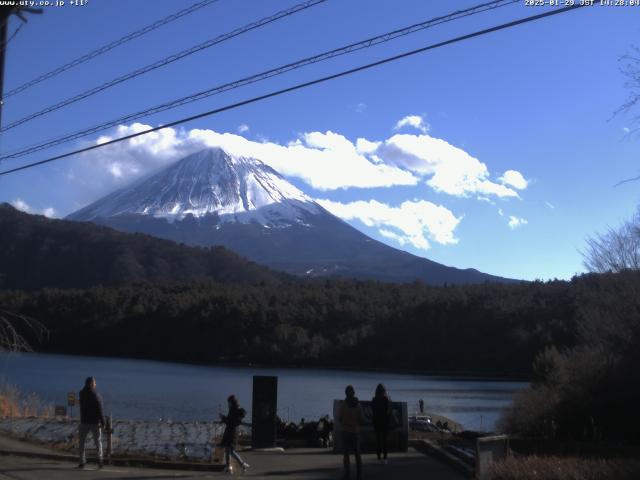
[488,455,640,480]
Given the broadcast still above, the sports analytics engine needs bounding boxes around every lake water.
[0,352,527,432]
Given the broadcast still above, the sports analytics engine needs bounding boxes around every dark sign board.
[54,405,67,417]
[251,375,278,448]
[333,400,408,453]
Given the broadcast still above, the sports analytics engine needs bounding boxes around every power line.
[0,0,327,134]
[0,4,588,178]
[0,0,519,161]
[0,0,221,101]
[0,23,22,51]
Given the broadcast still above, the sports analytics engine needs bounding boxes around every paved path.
[0,435,466,479]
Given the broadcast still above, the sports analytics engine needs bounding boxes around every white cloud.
[477,196,495,205]
[65,123,202,203]
[73,119,526,205]
[508,216,528,229]
[90,123,189,182]
[394,115,430,134]
[74,124,418,194]
[11,198,57,218]
[355,103,367,113]
[623,127,631,133]
[375,133,520,198]
[378,228,408,245]
[545,201,555,210]
[355,138,380,154]
[498,208,504,217]
[11,198,32,213]
[42,207,57,218]
[187,129,418,191]
[316,198,461,249]
[237,124,250,133]
[499,170,528,190]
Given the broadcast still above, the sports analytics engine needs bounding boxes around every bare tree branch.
[615,45,640,119]
[582,208,640,273]
[611,45,640,186]
[614,174,640,187]
[0,311,47,352]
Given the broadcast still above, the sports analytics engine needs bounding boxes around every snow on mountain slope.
[68,148,321,226]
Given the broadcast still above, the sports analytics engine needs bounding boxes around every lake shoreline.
[30,349,531,383]
[1,351,526,431]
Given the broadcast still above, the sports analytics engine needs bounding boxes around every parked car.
[409,415,438,432]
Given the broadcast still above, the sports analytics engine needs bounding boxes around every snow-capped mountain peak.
[68,148,321,226]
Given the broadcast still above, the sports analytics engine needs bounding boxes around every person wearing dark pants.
[219,395,250,474]
[372,383,391,464]
[339,385,364,480]
[78,376,105,469]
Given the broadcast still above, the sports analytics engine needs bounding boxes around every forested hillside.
[0,204,283,289]
[4,271,632,377]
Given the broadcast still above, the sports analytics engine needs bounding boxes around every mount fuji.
[68,147,511,284]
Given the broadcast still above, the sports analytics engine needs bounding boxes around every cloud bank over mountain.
[68,115,527,251]
[78,115,527,196]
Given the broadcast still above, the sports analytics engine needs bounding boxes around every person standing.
[78,376,104,469]
[419,399,424,414]
[339,385,363,480]
[372,383,391,464]
[219,395,250,474]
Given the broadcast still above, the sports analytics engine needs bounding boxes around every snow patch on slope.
[68,148,322,227]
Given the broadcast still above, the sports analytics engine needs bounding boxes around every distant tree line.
[3,271,633,380]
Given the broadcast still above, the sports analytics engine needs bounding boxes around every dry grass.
[489,455,640,480]
[0,384,51,418]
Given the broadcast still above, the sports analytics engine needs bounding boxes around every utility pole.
[0,6,42,128]
[0,7,12,128]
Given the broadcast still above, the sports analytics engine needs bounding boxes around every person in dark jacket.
[372,383,391,464]
[78,376,105,469]
[219,395,249,474]
[338,385,364,480]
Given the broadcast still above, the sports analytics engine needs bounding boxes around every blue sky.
[0,0,638,281]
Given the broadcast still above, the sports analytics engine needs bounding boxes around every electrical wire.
[0,23,23,51]
[0,4,589,178]
[0,0,328,133]
[0,0,221,101]
[0,0,518,161]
